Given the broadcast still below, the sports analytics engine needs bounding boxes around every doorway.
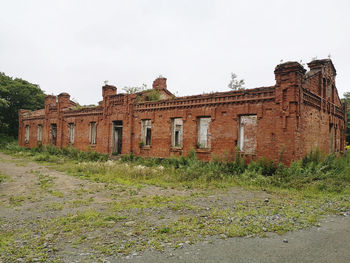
[112,121,123,155]
[50,124,57,146]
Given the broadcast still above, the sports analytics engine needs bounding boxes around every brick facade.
[18,59,347,164]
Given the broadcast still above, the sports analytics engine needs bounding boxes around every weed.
[47,202,64,211]
[9,195,26,206]
[158,226,171,234]
[48,190,64,198]
[0,171,9,183]
[35,172,54,190]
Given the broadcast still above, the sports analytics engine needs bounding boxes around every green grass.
[1,139,350,197]
[1,138,350,201]
[1,137,350,261]
[1,189,350,261]
[1,137,108,163]
[0,171,9,183]
[2,136,350,196]
[3,191,348,261]
[8,195,26,206]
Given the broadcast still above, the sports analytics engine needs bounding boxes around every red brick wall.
[18,61,347,164]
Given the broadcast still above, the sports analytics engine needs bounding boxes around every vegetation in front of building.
[1,135,350,194]
[1,136,350,262]
[1,136,108,163]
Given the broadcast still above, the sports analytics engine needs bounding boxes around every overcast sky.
[1,0,349,105]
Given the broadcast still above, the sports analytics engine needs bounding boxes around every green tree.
[228,73,245,90]
[122,84,147,94]
[0,73,45,137]
[342,92,350,144]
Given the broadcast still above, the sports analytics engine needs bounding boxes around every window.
[171,118,183,147]
[25,125,30,143]
[326,80,331,100]
[329,124,334,153]
[69,123,75,144]
[37,125,42,142]
[238,115,257,154]
[197,117,211,148]
[89,122,97,145]
[141,119,152,146]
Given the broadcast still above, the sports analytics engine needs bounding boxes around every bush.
[0,133,15,147]
[144,89,160,101]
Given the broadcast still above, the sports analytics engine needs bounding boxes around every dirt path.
[1,152,350,262]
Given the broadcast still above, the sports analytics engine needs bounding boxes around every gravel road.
[118,214,350,263]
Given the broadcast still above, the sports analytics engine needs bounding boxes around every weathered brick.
[18,59,347,164]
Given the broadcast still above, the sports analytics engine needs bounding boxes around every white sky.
[1,0,349,105]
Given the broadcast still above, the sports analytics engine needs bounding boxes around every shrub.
[144,89,160,101]
[301,148,323,167]
[0,133,15,147]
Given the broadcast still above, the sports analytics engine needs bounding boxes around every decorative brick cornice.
[134,87,275,112]
[302,88,345,120]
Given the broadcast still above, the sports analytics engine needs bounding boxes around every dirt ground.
[1,152,350,263]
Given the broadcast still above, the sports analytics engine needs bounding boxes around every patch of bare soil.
[0,152,279,262]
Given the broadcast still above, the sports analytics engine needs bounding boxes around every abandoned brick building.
[18,59,347,164]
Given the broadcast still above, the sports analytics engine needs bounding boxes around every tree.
[342,92,350,145]
[228,73,245,90]
[122,84,147,94]
[0,97,10,132]
[0,72,45,137]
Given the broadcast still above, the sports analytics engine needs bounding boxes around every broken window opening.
[175,130,180,146]
[25,125,30,143]
[90,122,97,145]
[171,118,183,147]
[141,119,152,146]
[146,128,151,146]
[50,124,57,145]
[197,117,211,149]
[37,125,42,143]
[112,121,123,155]
[326,79,332,100]
[322,78,327,99]
[69,123,75,144]
[238,115,257,154]
[329,124,334,153]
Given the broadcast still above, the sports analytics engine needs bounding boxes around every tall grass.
[0,135,107,162]
[119,148,350,193]
[1,134,349,194]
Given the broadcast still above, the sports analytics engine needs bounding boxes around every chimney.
[57,92,71,111]
[44,95,57,114]
[274,61,306,87]
[102,85,117,98]
[45,95,56,106]
[152,77,167,91]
